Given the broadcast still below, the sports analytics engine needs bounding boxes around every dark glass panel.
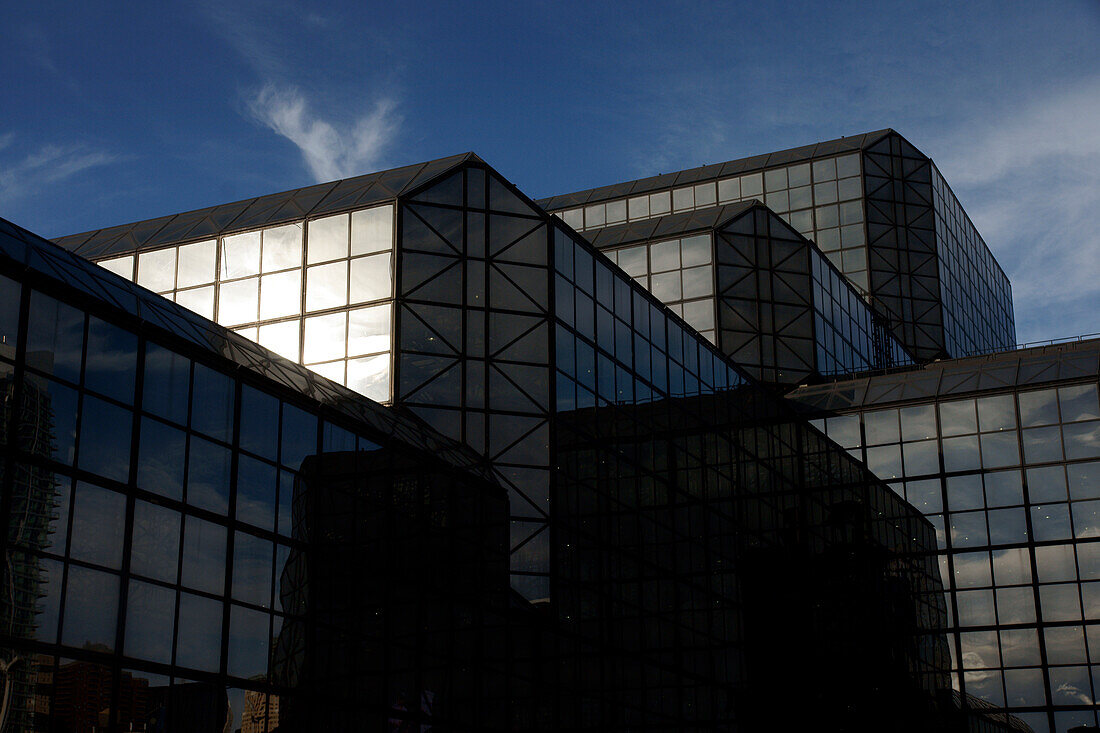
[77,395,132,483]
[977,394,1016,432]
[280,403,317,471]
[240,384,279,461]
[26,290,84,385]
[0,272,18,347]
[84,316,137,404]
[863,408,899,445]
[130,500,181,583]
[1018,388,1059,427]
[984,470,1023,507]
[27,375,78,464]
[278,470,296,537]
[137,417,186,501]
[980,431,1020,468]
[181,516,227,595]
[228,605,271,679]
[1064,421,1100,460]
[1060,383,1100,422]
[69,482,126,570]
[232,531,273,607]
[191,363,235,443]
[124,579,176,664]
[188,436,231,514]
[62,565,119,651]
[143,342,190,425]
[175,592,223,672]
[236,455,277,533]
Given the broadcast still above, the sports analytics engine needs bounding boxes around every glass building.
[0,126,1088,731]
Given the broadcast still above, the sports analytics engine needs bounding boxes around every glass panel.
[191,363,235,443]
[232,532,273,607]
[27,291,84,384]
[175,285,215,320]
[85,317,137,403]
[680,235,711,267]
[131,500,181,582]
[306,261,348,312]
[1060,383,1100,422]
[261,223,303,272]
[650,240,679,272]
[177,240,217,288]
[228,605,271,679]
[125,580,176,663]
[349,252,392,303]
[1018,388,1059,427]
[77,395,132,483]
[303,312,346,363]
[240,385,279,461]
[176,592,223,671]
[978,394,1016,432]
[63,565,119,650]
[218,277,259,325]
[70,482,126,570]
[649,191,670,215]
[97,254,134,279]
[307,214,349,264]
[258,320,300,361]
[237,455,277,533]
[143,342,189,425]
[347,304,390,356]
[137,247,177,292]
[351,204,393,255]
[181,516,227,595]
[347,354,390,402]
[221,231,262,279]
[627,195,649,219]
[259,270,302,320]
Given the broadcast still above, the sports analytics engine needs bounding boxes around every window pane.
[78,395,132,483]
[1018,388,1058,426]
[650,271,681,302]
[649,191,671,215]
[259,270,301,320]
[137,247,177,293]
[97,255,134,279]
[131,500,181,583]
[228,605,270,679]
[351,205,393,255]
[303,312,346,363]
[1060,383,1100,422]
[63,565,119,651]
[347,354,390,402]
[650,240,679,272]
[236,455,277,533]
[349,252,392,303]
[221,231,261,279]
[261,224,302,272]
[258,320,300,361]
[177,240,216,288]
[680,235,711,267]
[176,286,215,320]
[978,394,1016,432]
[306,261,348,312]
[307,214,348,264]
[27,291,84,384]
[188,436,231,514]
[70,482,126,569]
[218,277,259,326]
[125,580,176,664]
[85,317,137,403]
[191,364,235,443]
[143,342,190,425]
[176,592,223,672]
[347,304,390,356]
[181,516,226,595]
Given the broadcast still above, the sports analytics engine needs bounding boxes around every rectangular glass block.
[307,213,349,264]
[717,177,740,202]
[584,203,606,228]
[351,204,394,256]
[349,252,392,303]
[681,265,713,299]
[693,182,716,207]
[812,157,837,181]
[217,277,259,326]
[650,271,681,302]
[1018,388,1059,426]
[837,176,862,201]
[221,231,261,279]
[176,286,215,320]
[306,261,348,312]
[740,172,763,198]
[680,234,711,267]
[814,181,838,204]
[681,298,715,332]
[261,223,303,272]
[764,167,787,191]
[1060,383,1100,422]
[259,270,302,320]
[672,186,694,211]
[303,312,346,363]
[787,162,811,187]
[347,303,391,356]
[616,245,647,277]
[177,240,217,288]
[649,190,671,215]
[97,254,134,280]
[765,190,789,212]
[561,208,583,229]
[137,247,177,293]
[650,239,680,272]
[627,195,649,219]
[347,353,390,402]
[835,153,860,178]
[606,199,627,224]
[258,320,300,361]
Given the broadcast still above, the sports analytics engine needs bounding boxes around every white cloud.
[930,77,1100,343]
[248,84,399,182]
[0,135,117,206]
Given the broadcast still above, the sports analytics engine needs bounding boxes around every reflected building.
[0,127,1086,731]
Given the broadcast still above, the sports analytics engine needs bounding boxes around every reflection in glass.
[177,240,217,288]
[131,500,181,583]
[176,592,223,671]
[62,565,119,650]
[181,516,226,595]
[69,483,126,570]
[27,291,84,385]
[137,418,186,500]
[351,205,393,255]
[232,532,273,607]
[84,316,137,403]
[137,247,176,293]
[77,395,132,483]
[261,224,303,272]
[221,231,262,279]
[125,580,176,663]
[259,270,302,320]
[307,214,348,264]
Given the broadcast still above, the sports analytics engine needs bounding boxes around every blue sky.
[2,0,1098,343]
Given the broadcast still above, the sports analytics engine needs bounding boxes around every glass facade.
[791,342,1100,733]
[93,204,395,403]
[540,129,1017,364]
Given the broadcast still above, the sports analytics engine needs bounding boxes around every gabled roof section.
[787,338,1100,412]
[536,129,894,211]
[2,215,494,479]
[581,201,757,249]
[54,152,479,259]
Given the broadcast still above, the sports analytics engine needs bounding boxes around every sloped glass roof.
[53,152,480,258]
[1,215,493,478]
[535,129,894,211]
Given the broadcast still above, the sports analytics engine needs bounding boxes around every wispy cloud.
[0,135,118,206]
[930,77,1100,343]
[247,83,400,182]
